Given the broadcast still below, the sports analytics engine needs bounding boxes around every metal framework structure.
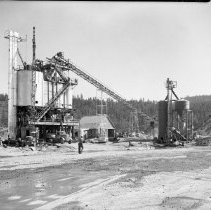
[5,29,79,140]
[29,55,78,122]
[34,80,76,122]
[48,52,152,132]
[164,78,193,144]
[4,30,24,139]
[5,28,154,139]
[96,89,108,116]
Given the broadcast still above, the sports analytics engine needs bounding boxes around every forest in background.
[186,95,211,131]
[73,94,211,132]
[0,93,211,133]
[73,95,157,132]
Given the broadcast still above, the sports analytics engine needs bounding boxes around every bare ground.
[1,142,211,209]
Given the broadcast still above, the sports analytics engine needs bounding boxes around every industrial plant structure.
[4,28,79,141]
[4,27,194,146]
[158,78,193,145]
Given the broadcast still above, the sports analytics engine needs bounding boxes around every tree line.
[186,95,211,130]
[0,93,211,133]
[73,94,211,133]
[73,95,157,132]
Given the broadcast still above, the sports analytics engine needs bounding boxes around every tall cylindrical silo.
[6,31,21,139]
[57,83,64,108]
[43,81,52,105]
[158,100,168,143]
[35,71,44,106]
[69,88,73,109]
[64,70,72,109]
[17,70,32,106]
[65,87,69,108]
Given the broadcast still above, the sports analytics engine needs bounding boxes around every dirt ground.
[1,142,211,209]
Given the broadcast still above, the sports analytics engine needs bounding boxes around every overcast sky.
[0,2,211,101]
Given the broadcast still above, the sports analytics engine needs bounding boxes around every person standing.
[78,138,83,154]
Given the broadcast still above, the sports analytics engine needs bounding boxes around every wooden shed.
[80,115,115,142]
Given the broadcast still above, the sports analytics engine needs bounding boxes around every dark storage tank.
[175,100,190,116]
[158,100,168,143]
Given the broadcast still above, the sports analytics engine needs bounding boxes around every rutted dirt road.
[1,142,211,209]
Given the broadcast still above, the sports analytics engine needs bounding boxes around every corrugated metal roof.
[80,115,115,130]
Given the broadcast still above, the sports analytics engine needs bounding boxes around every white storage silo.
[65,87,72,109]
[35,71,44,106]
[17,70,32,106]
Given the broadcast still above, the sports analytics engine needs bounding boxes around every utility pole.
[31,26,36,107]
[31,27,37,146]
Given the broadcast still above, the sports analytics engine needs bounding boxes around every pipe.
[32,26,36,63]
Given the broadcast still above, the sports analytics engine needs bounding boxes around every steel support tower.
[4,31,24,139]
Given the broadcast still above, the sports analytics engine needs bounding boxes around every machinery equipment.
[5,28,79,141]
[158,78,193,145]
[5,27,154,141]
[48,52,154,134]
